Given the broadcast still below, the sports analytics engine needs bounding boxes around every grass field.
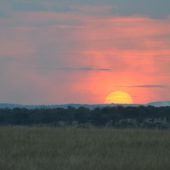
[0,127,170,170]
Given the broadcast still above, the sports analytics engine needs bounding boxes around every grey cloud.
[36,66,113,72]
[70,67,112,71]
[115,85,168,89]
[132,85,167,88]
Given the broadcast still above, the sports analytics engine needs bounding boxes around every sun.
[105,91,133,104]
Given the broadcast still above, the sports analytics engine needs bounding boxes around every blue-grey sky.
[0,0,170,104]
[1,0,170,18]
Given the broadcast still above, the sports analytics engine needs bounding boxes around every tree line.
[0,106,170,128]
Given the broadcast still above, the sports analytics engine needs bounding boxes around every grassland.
[0,127,170,170]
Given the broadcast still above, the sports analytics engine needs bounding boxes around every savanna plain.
[0,127,170,170]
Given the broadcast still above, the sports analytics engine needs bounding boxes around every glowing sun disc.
[105,91,133,104]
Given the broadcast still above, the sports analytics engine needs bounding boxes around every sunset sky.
[1,0,170,104]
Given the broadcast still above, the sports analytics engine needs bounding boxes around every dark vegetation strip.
[0,106,170,128]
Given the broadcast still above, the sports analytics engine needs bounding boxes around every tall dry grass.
[0,127,170,170]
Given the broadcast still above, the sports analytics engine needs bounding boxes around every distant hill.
[0,103,24,109]
[2,102,170,109]
[148,101,170,107]
[0,103,140,110]
[0,103,68,109]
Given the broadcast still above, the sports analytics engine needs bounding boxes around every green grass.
[0,127,170,170]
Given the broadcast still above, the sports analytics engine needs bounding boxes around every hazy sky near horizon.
[0,0,170,104]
